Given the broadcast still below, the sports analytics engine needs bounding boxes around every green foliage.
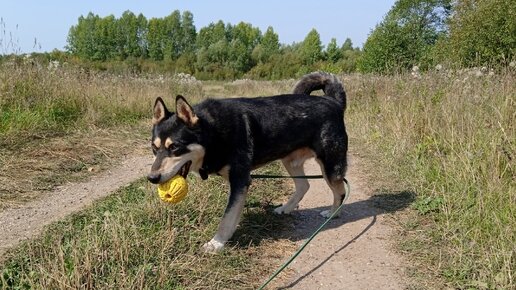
[62,3,515,78]
[439,0,516,66]
[300,29,323,65]
[252,26,280,64]
[341,38,354,51]
[358,0,451,73]
[65,10,365,78]
[325,38,342,63]
[195,20,262,79]
[68,10,196,62]
[116,11,146,59]
[147,17,164,60]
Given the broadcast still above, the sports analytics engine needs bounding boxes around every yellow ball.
[157,175,188,204]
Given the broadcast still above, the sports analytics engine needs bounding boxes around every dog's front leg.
[202,172,250,253]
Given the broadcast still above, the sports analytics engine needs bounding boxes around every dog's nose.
[147,173,161,184]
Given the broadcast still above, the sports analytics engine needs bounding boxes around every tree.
[93,15,117,61]
[136,13,148,58]
[441,0,515,66]
[196,20,227,50]
[326,38,342,62]
[228,22,261,72]
[341,38,354,51]
[147,18,165,60]
[117,11,141,59]
[252,26,279,64]
[67,12,100,60]
[181,11,196,54]
[358,0,452,73]
[300,29,323,65]
[162,11,182,60]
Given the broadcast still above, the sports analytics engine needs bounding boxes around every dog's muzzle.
[147,161,192,184]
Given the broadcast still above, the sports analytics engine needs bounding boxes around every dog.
[147,72,348,253]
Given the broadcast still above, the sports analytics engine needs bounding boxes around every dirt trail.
[0,156,152,258]
[274,156,407,289]
[0,154,407,289]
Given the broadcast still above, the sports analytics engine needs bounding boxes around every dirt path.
[0,156,152,258]
[0,154,408,289]
[274,156,407,289]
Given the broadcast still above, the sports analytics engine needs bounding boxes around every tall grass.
[1,63,513,287]
[344,70,514,288]
[0,60,204,142]
[0,60,204,208]
[0,163,292,289]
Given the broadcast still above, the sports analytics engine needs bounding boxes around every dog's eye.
[169,143,178,151]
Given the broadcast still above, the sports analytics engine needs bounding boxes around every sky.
[1,0,396,54]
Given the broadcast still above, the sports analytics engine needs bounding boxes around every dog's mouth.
[177,161,192,178]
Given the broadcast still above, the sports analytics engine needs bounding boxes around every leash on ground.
[250,174,324,179]
[250,174,351,290]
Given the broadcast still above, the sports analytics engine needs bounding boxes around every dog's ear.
[176,95,199,127]
[153,97,171,125]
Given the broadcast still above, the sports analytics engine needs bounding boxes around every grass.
[0,63,297,289]
[0,60,204,209]
[343,70,515,289]
[0,162,295,289]
[0,61,205,139]
[1,59,513,288]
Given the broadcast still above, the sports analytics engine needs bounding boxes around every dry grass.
[0,61,205,209]
[0,125,146,209]
[1,64,513,288]
[0,66,299,289]
[210,71,515,288]
[221,79,297,97]
[343,70,514,289]
[0,62,204,140]
[0,163,295,289]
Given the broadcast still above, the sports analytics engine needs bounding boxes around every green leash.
[257,177,351,290]
[251,174,324,179]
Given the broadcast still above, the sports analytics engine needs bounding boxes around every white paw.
[320,209,340,219]
[202,238,225,253]
[274,205,294,215]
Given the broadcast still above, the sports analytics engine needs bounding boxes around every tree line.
[66,10,360,79]
[66,0,514,78]
[359,0,515,73]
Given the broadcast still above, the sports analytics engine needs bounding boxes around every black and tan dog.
[148,72,348,253]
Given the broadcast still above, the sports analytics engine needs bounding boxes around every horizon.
[1,1,396,54]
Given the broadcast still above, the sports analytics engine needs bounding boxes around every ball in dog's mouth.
[158,175,188,203]
[158,161,192,204]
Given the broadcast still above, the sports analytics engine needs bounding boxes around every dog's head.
[147,95,205,184]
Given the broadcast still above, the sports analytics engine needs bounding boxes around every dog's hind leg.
[316,156,348,219]
[274,159,310,214]
[202,170,250,253]
[274,148,314,215]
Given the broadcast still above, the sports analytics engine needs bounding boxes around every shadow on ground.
[230,189,414,288]
[232,190,415,247]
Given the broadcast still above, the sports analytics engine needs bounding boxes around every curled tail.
[293,72,346,110]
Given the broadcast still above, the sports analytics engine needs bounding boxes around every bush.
[358,0,451,73]
[439,0,516,67]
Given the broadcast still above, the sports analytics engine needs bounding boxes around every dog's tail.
[293,72,346,110]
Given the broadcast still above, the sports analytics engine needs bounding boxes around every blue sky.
[1,0,396,53]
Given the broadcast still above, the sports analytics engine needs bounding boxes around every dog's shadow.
[233,189,414,246]
[230,189,414,287]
